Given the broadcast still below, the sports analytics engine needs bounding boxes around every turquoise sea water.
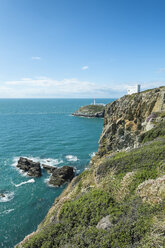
[0,99,114,248]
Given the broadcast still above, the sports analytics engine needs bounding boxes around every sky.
[0,0,165,98]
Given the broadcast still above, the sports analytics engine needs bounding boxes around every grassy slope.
[19,121,165,248]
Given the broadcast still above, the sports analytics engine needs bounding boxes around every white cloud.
[32,57,41,60]
[0,77,164,98]
[81,65,88,70]
[0,77,125,98]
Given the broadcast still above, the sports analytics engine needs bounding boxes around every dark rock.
[49,166,75,186]
[0,193,5,198]
[42,164,57,173]
[17,157,42,177]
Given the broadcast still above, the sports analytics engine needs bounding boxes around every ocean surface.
[0,98,114,248]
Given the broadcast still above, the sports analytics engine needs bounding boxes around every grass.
[77,105,105,114]
[18,122,165,248]
[139,122,165,143]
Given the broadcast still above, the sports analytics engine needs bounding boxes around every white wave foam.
[12,156,63,169]
[11,156,19,167]
[0,209,14,215]
[44,177,54,187]
[0,192,14,202]
[65,155,78,162]
[89,152,96,158]
[40,158,63,167]
[44,178,49,184]
[11,157,28,176]
[13,179,35,187]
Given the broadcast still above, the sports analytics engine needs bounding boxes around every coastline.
[16,87,165,247]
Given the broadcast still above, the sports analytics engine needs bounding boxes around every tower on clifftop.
[127,84,141,95]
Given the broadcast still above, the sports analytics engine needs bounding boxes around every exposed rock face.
[72,104,105,118]
[96,215,112,230]
[42,164,57,173]
[98,87,165,156]
[17,157,42,177]
[15,86,165,248]
[136,175,165,204]
[49,166,75,186]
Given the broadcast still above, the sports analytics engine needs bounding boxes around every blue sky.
[0,0,165,98]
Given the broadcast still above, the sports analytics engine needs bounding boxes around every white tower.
[127,84,141,95]
[137,84,141,93]
[94,99,96,105]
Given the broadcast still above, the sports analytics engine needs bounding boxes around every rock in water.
[42,164,57,173]
[49,166,74,186]
[0,193,5,198]
[17,157,42,177]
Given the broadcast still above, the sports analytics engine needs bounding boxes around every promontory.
[72,104,105,118]
[16,86,165,248]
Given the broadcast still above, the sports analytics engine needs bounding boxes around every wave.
[12,156,63,169]
[11,157,28,176]
[0,192,14,203]
[0,209,14,215]
[11,156,20,167]
[65,155,79,162]
[44,177,54,187]
[39,158,63,167]
[12,179,35,187]
[89,152,96,158]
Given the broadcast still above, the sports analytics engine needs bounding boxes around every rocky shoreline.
[16,157,75,187]
[16,86,165,248]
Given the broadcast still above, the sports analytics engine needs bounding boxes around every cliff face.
[16,87,165,248]
[98,87,165,156]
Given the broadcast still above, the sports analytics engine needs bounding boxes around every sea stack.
[17,157,42,177]
[49,166,75,186]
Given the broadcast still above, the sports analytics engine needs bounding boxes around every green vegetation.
[20,120,165,247]
[59,189,115,227]
[139,122,165,143]
[97,139,165,177]
[73,104,105,117]
[78,104,105,114]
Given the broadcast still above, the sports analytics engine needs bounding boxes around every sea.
[0,98,114,248]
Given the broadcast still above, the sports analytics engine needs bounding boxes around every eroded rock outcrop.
[17,157,42,177]
[42,164,57,173]
[96,215,112,230]
[49,166,75,186]
[98,86,165,156]
[16,157,75,186]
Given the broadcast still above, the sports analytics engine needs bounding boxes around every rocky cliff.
[98,86,165,156]
[16,86,165,248]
